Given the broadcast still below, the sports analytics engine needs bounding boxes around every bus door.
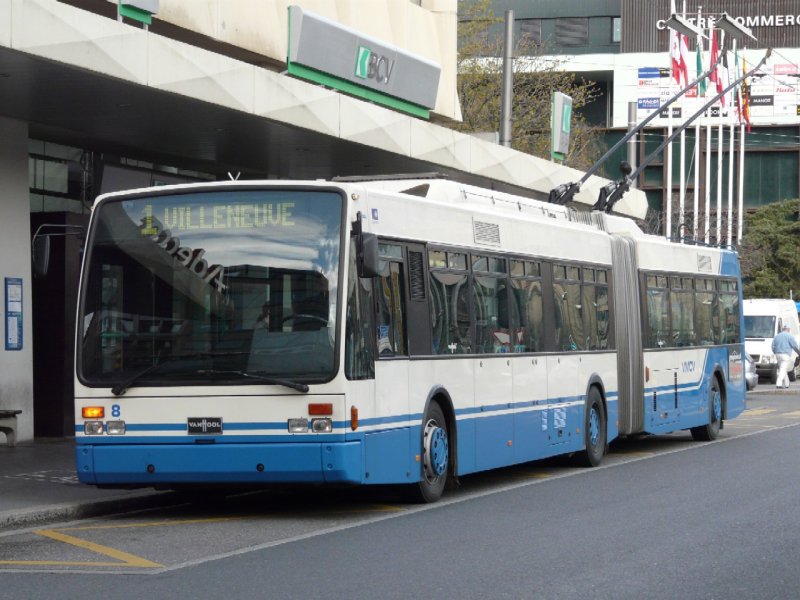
[472,260,514,471]
[366,242,412,483]
[548,264,584,447]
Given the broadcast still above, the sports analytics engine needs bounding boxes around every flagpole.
[678,0,688,242]
[704,19,713,244]
[705,114,711,243]
[738,120,745,244]
[667,104,674,240]
[727,38,738,247]
[727,112,735,246]
[737,46,747,245]
[716,30,726,245]
[692,7,702,241]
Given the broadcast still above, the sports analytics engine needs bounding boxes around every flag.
[669,0,682,86]
[709,29,720,89]
[741,53,752,132]
[679,27,691,88]
[669,0,690,88]
[735,48,743,124]
[696,40,707,96]
[719,48,730,110]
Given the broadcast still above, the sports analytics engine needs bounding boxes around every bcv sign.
[355,46,394,84]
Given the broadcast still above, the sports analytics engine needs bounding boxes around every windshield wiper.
[196,369,310,393]
[110,352,248,396]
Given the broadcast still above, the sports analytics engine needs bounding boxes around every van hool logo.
[355,45,394,84]
[187,417,223,434]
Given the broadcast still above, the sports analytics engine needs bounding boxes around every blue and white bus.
[73,177,745,502]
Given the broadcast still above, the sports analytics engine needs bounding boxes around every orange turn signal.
[350,405,359,431]
[308,403,333,416]
[82,406,104,419]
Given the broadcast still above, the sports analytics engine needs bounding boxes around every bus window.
[646,282,670,348]
[553,263,583,351]
[670,277,695,347]
[596,282,610,349]
[473,274,509,353]
[429,270,471,354]
[376,259,407,356]
[510,277,543,352]
[719,288,739,343]
[695,280,717,345]
[345,238,375,379]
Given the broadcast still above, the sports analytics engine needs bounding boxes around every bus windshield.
[743,315,776,339]
[78,188,343,387]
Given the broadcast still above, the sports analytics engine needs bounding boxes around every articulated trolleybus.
[74,177,745,502]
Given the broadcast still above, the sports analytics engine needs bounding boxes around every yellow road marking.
[0,508,403,568]
[522,472,551,479]
[784,410,800,418]
[743,408,777,416]
[64,516,241,532]
[0,529,161,568]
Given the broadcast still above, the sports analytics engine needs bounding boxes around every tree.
[739,199,800,298]
[454,0,603,171]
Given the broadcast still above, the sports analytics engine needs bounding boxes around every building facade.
[485,0,800,237]
[0,0,645,442]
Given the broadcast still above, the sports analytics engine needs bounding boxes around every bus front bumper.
[75,441,363,486]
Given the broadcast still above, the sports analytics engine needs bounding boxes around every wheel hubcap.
[423,419,448,480]
[588,406,600,447]
[712,389,722,423]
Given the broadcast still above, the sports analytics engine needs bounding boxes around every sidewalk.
[0,438,170,531]
[748,377,800,394]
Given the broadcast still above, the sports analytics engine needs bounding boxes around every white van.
[743,298,800,383]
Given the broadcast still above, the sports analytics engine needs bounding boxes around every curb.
[0,491,179,532]
[747,387,798,395]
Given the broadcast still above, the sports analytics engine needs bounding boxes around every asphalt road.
[1,391,799,600]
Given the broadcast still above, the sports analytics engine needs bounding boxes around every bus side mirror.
[32,233,51,278]
[357,231,380,279]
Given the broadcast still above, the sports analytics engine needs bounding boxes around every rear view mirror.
[351,213,380,279]
[32,234,51,278]
[31,223,86,278]
[358,232,380,278]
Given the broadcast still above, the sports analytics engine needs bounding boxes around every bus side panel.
[408,358,477,476]
[474,356,514,471]
[77,441,364,485]
[363,428,413,484]
[511,355,549,463]
[643,346,746,434]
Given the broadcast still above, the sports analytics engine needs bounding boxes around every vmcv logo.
[355,45,394,84]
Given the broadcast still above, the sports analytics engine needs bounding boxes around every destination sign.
[139,201,296,235]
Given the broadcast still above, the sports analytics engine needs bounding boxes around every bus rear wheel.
[576,387,606,467]
[413,402,450,503]
[691,376,722,441]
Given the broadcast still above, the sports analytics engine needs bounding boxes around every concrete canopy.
[0,0,647,219]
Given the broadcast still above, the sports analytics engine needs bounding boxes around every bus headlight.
[106,420,126,435]
[288,418,309,433]
[84,421,104,435]
[311,418,332,433]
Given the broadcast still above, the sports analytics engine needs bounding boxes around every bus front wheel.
[413,402,450,503]
[691,376,722,441]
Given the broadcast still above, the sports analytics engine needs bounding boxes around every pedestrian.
[771,324,800,389]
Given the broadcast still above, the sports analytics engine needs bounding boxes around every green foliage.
[739,199,800,298]
[454,0,602,170]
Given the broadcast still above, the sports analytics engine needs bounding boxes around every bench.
[0,410,22,448]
